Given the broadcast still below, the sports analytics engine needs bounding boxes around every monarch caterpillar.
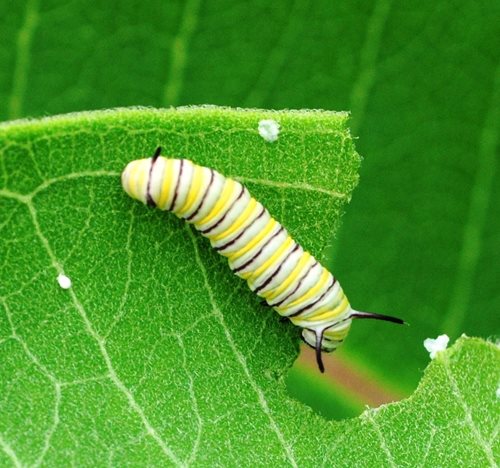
[122,147,404,372]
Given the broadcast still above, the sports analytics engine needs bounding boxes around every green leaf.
[1,0,499,459]
[0,106,361,465]
[1,108,498,466]
[1,2,498,401]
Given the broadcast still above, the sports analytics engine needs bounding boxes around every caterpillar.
[121,147,404,372]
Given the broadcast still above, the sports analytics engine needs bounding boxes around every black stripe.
[288,277,337,318]
[215,206,266,252]
[186,168,214,221]
[300,331,339,350]
[254,244,300,294]
[169,159,184,211]
[232,226,284,273]
[200,185,246,235]
[322,337,344,344]
[146,157,158,207]
[269,261,318,308]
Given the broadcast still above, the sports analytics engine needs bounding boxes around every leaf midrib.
[162,0,202,107]
[7,0,40,120]
[442,65,500,336]
[187,226,298,467]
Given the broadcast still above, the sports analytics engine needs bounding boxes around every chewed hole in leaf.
[286,345,406,421]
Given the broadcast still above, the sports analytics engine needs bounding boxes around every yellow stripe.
[325,325,351,341]
[227,218,277,261]
[210,198,257,242]
[195,179,235,228]
[248,237,294,284]
[262,252,311,300]
[277,269,330,312]
[299,300,331,318]
[177,164,203,216]
[240,237,292,281]
[306,294,349,322]
[132,164,147,200]
[157,159,175,209]
[304,288,345,317]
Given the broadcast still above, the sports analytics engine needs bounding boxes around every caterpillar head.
[301,320,352,373]
[122,147,163,206]
[303,311,405,373]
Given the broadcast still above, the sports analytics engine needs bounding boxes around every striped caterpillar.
[121,147,404,372]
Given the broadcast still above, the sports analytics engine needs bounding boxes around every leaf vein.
[104,204,135,339]
[175,333,203,465]
[442,64,500,336]
[363,410,397,467]
[33,383,61,467]
[162,0,202,106]
[24,200,184,467]
[349,0,392,135]
[187,225,298,467]
[0,434,22,468]
[235,176,347,198]
[244,0,308,107]
[442,354,496,466]
[418,427,436,468]
[1,298,61,467]
[7,0,40,119]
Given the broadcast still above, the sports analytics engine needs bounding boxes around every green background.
[1,0,499,417]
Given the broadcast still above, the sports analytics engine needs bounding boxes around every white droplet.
[57,273,72,290]
[423,334,450,359]
[258,119,280,142]
[496,386,500,400]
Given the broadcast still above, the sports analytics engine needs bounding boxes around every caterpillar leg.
[300,328,328,373]
[315,329,326,373]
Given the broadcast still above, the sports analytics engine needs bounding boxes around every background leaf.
[1,0,499,459]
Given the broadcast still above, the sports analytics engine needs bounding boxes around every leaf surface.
[1,0,499,460]
[1,2,498,399]
[1,109,498,466]
[0,107,359,465]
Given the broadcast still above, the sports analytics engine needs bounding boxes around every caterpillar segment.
[122,148,404,372]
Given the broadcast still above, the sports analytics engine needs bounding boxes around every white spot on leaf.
[423,334,450,359]
[258,119,280,142]
[57,273,72,290]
